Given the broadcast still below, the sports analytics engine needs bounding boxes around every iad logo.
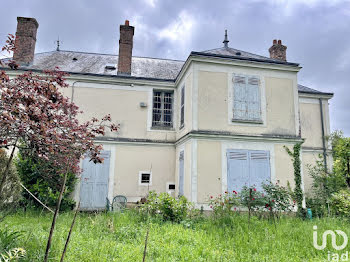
[313,225,349,262]
[313,226,348,250]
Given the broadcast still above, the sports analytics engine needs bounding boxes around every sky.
[1,0,350,135]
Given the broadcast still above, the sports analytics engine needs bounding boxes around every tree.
[0,34,118,261]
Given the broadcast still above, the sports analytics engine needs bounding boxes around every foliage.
[208,190,240,218]
[15,150,77,211]
[0,228,23,254]
[261,181,294,218]
[284,142,305,217]
[0,149,21,211]
[0,34,119,199]
[331,134,350,187]
[140,191,193,223]
[0,248,26,262]
[330,189,350,217]
[1,34,119,260]
[239,186,265,212]
[2,210,350,261]
[307,155,346,217]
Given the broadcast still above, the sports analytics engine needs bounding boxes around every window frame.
[180,85,185,129]
[232,74,263,124]
[151,90,174,129]
[138,171,152,186]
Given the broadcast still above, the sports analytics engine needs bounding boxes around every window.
[180,85,185,128]
[139,171,152,186]
[227,149,270,192]
[233,75,261,122]
[152,91,173,128]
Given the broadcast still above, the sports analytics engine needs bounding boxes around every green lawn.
[1,210,349,261]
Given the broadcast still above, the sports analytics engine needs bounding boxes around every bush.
[0,149,21,210]
[15,150,77,211]
[330,189,350,217]
[208,190,240,218]
[261,182,294,218]
[240,185,265,212]
[140,191,193,222]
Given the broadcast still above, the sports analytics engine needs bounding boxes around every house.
[3,17,333,210]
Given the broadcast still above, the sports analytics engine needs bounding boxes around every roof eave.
[190,51,300,67]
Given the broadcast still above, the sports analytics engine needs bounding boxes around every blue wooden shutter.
[179,151,184,196]
[80,151,110,210]
[227,150,249,192]
[247,77,261,120]
[248,150,270,190]
[233,75,247,120]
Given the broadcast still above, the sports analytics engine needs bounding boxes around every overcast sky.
[1,0,349,135]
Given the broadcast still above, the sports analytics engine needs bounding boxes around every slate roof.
[3,50,184,81]
[196,46,298,66]
[1,49,332,96]
[297,84,333,96]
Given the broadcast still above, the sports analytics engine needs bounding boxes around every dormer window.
[232,75,262,123]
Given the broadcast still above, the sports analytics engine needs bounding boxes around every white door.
[80,151,110,210]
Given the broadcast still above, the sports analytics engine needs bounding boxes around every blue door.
[80,151,111,210]
[179,151,184,196]
[227,149,270,192]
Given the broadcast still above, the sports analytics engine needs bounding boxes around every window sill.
[231,119,263,124]
[151,126,175,131]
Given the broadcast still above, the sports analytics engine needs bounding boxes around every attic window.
[235,52,241,56]
[72,57,78,61]
[105,64,116,70]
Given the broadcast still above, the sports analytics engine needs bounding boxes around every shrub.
[140,191,193,222]
[0,149,21,210]
[240,186,265,212]
[15,150,77,211]
[330,189,350,217]
[307,156,346,217]
[261,182,294,219]
[208,190,240,218]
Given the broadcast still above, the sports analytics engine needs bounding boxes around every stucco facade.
[2,17,334,210]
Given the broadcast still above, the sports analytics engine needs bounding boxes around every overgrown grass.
[1,209,349,261]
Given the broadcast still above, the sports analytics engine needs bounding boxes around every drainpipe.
[71,81,82,103]
[319,98,328,172]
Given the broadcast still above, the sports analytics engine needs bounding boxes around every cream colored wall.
[194,138,296,204]
[197,140,222,203]
[299,99,330,149]
[197,66,298,136]
[274,144,295,188]
[113,144,175,200]
[70,84,176,141]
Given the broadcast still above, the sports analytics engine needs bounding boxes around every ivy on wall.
[284,142,305,217]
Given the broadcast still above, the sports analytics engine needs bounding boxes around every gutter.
[319,98,328,171]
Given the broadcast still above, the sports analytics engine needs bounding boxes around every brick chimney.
[268,39,287,61]
[118,20,134,75]
[13,17,39,65]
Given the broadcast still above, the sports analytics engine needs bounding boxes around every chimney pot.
[13,17,39,65]
[269,39,287,61]
[118,20,134,75]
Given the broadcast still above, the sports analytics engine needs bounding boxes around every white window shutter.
[247,76,261,120]
[233,75,247,120]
